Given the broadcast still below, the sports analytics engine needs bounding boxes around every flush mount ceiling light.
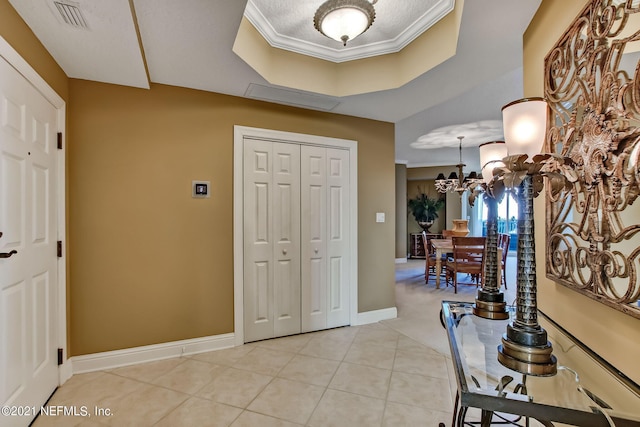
[313,0,377,46]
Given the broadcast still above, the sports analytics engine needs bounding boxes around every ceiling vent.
[245,83,341,112]
[51,0,88,29]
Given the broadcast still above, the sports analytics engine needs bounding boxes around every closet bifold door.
[301,146,350,332]
[243,139,301,342]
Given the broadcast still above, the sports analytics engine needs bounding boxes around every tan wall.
[406,180,446,236]
[68,80,396,356]
[395,164,407,259]
[526,0,640,383]
[406,165,463,230]
[1,0,396,357]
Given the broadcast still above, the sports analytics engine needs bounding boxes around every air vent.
[52,0,88,29]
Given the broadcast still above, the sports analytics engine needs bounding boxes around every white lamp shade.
[479,141,507,183]
[321,7,370,43]
[502,98,548,160]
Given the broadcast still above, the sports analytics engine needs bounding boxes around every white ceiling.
[8,0,542,171]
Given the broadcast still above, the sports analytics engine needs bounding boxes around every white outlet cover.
[376,212,385,223]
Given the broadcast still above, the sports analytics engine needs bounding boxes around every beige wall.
[1,0,396,357]
[406,180,446,236]
[407,166,466,233]
[68,81,396,356]
[395,164,407,259]
[526,0,640,383]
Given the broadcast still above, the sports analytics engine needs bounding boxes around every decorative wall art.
[544,0,640,318]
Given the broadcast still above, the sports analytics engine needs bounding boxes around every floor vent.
[52,0,88,29]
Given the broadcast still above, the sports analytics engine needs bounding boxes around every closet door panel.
[243,134,351,342]
[273,144,301,337]
[243,139,275,342]
[301,146,327,332]
[326,149,350,327]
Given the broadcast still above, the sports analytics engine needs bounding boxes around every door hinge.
[57,132,62,149]
[57,348,63,366]
[57,241,63,258]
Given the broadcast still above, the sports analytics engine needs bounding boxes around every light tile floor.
[32,257,521,427]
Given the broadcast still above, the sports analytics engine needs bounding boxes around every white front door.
[0,56,59,426]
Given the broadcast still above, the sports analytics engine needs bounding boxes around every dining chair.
[498,233,510,289]
[445,236,486,294]
[422,231,446,284]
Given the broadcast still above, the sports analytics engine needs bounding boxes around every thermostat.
[192,181,210,198]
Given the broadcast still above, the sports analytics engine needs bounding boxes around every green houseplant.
[407,190,445,232]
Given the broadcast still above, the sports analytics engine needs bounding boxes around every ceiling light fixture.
[434,136,483,196]
[313,0,377,46]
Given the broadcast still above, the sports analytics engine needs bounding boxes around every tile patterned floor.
[31,258,523,427]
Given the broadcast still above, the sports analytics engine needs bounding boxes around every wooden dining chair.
[422,231,446,284]
[445,236,486,294]
[498,233,510,289]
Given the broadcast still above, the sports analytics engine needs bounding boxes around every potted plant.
[407,189,445,232]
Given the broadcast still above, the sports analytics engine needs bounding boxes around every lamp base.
[473,290,509,320]
[497,323,557,376]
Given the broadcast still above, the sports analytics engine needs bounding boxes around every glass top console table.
[441,301,640,427]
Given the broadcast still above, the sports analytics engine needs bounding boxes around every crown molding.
[244,0,454,63]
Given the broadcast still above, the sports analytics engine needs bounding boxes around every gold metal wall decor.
[544,0,640,318]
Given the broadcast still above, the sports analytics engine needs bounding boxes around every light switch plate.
[376,212,385,223]
[192,181,211,198]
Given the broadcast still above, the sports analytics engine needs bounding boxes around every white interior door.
[243,139,301,342]
[234,126,356,345]
[272,143,301,337]
[0,56,59,426]
[325,148,350,328]
[301,146,327,332]
[301,146,350,332]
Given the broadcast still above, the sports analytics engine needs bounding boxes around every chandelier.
[314,0,377,46]
[434,136,483,195]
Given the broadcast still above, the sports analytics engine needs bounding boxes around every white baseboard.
[395,258,407,264]
[70,333,236,374]
[59,360,73,385]
[355,307,398,325]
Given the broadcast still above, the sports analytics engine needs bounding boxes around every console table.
[410,232,426,258]
[441,301,640,426]
[410,232,443,259]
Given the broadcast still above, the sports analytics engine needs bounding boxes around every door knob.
[282,249,287,255]
[0,250,17,259]
[314,248,319,254]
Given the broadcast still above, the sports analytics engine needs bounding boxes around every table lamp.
[497,98,557,376]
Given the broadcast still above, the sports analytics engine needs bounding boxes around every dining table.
[430,238,502,289]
